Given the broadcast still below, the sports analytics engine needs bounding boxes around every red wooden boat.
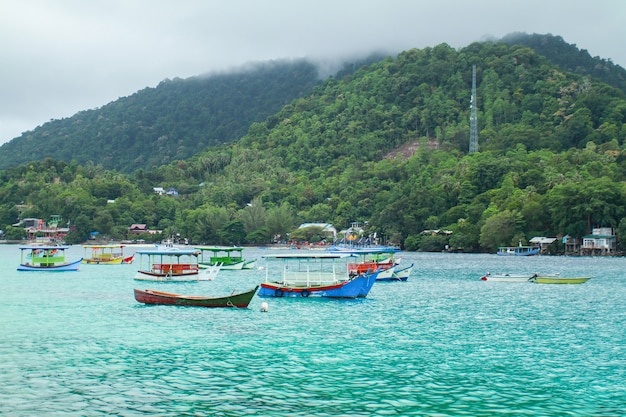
[134,286,258,308]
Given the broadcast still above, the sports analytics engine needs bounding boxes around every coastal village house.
[581,227,616,255]
[128,224,149,234]
[12,215,69,242]
[529,236,557,253]
[128,224,162,236]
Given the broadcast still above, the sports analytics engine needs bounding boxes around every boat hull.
[134,271,200,282]
[374,266,395,281]
[134,286,258,308]
[497,246,540,256]
[199,261,244,270]
[383,263,413,282]
[242,259,257,269]
[258,272,377,299]
[481,273,535,282]
[84,257,124,265]
[17,258,82,272]
[532,276,591,284]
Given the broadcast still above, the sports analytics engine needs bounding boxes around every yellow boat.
[531,276,591,284]
[82,244,126,264]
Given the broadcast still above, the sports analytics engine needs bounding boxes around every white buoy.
[260,301,269,312]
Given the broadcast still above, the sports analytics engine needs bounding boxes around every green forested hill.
[2,39,626,253]
[139,41,626,249]
[501,33,626,94]
[0,60,323,173]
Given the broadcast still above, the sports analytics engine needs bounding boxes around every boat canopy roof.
[326,246,400,255]
[263,252,354,260]
[194,246,244,252]
[19,245,69,250]
[136,248,199,256]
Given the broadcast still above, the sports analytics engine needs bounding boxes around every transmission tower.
[469,65,478,153]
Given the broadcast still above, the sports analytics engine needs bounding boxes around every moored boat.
[497,246,540,256]
[480,272,537,282]
[390,263,413,281]
[17,245,82,271]
[194,246,256,270]
[82,244,126,264]
[328,247,403,281]
[258,252,378,298]
[134,248,205,281]
[530,276,591,284]
[134,286,258,308]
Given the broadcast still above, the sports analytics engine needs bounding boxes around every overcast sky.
[1,0,624,146]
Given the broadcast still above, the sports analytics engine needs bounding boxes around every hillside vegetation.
[2,36,626,252]
[0,60,323,173]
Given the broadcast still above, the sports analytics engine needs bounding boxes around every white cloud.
[1,0,624,145]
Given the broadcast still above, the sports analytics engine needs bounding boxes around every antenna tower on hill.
[469,65,478,153]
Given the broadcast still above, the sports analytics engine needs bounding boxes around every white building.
[582,227,616,254]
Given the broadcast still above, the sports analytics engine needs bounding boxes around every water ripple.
[1,249,626,415]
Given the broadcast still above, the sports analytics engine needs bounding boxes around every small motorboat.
[480,272,536,282]
[530,276,591,284]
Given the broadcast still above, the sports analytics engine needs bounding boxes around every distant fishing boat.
[497,246,540,256]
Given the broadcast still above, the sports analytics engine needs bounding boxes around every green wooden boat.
[194,246,256,270]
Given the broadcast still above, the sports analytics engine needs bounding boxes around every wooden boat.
[122,254,134,264]
[480,272,536,282]
[194,246,257,270]
[497,246,540,256]
[258,253,379,298]
[17,245,82,271]
[82,244,125,264]
[328,247,403,281]
[134,286,258,308]
[390,263,414,281]
[530,276,591,284]
[134,248,208,281]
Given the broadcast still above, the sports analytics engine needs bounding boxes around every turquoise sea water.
[1,245,625,416]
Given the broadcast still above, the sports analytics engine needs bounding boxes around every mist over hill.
[0,34,624,175]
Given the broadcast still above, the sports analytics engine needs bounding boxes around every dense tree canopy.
[2,38,626,252]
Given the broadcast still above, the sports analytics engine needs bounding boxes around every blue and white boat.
[496,246,540,256]
[17,245,82,271]
[389,263,414,281]
[258,252,378,298]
